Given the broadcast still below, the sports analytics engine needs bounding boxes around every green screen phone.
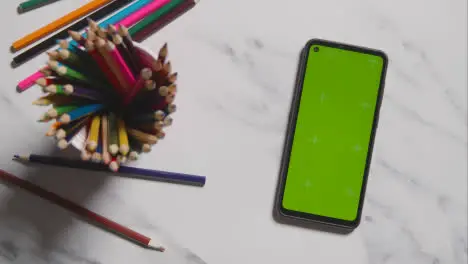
[276,39,388,229]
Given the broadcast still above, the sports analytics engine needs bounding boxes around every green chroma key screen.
[282,43,385,221]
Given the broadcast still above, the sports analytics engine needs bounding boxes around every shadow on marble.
[0,144,110,262]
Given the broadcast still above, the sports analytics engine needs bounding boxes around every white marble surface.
[0,0,466,263]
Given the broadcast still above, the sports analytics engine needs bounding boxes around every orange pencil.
[11,0,112,52]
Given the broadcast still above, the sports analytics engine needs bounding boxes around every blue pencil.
[71,0,153,47]
[13,154,206,187]
[59,104,103,123]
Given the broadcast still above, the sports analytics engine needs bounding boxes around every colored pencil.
[108,113,119,155]
[134,0,196,42]
[130,0,197,42]
[117,119,130,156]
[17,69,46,92]
[59,104,103,123]
[18,0,61,14]
[63,84,103,100]
[95,38,127,94]
[117,26,142,70]
[127,128,158,145]
[46,121,63,136]
[105,41,136,90]
[55,116,89,140]
[68,30,87,47]
[0,169,166,250]
[47,105,79,118]
[95,0,154,30]
[87,115,101,151]
[44,84,66,95]
[117,0,170,29]
[163,115,173,126]
[32,94,71,106]
[13,154,206,186]
[57,121,88,149]
[145,80,157,90]
[97,27,109,39]
[158,43,168,62]
[101,115,111,164]
[12,0,113,52]
[112,34,139,75]
[124,68,152,105]
[35,77,67,88]
[129,0,185,36]
[85,41,121,91]
[92,140,103,163]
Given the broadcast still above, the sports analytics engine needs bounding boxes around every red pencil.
[0,169,165,251]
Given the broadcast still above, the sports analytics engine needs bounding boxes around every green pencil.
[18,0,61,14]
[129,0,185,36]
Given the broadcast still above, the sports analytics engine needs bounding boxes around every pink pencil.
[117,0,170,28]
[17,67,48,93]
[105,41,136,91]
[124,68,152,105]
[85,40,121,92]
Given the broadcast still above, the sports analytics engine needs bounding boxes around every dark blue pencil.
[13,154,206,187]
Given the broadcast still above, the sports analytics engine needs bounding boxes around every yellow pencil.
[101,115,111,164]
[87,115,101,151]
[12,0,112,52]
[117,118,129,156]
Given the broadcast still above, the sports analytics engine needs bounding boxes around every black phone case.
[274,39,388,229]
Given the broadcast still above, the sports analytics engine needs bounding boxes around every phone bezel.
[275,39,388,229]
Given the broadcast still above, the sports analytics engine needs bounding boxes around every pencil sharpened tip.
[12,155,28,161]
[11,60,20,69]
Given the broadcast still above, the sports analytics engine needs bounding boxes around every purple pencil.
[63,84,104,100]
[13,154,206,186]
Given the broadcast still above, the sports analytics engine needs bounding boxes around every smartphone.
[275,39,388,229]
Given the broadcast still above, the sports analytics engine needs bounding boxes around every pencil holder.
[31,25,177,172]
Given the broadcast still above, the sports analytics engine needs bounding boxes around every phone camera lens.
[313,47,319,52]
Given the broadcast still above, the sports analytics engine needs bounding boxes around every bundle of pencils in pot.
[32,21,177,172]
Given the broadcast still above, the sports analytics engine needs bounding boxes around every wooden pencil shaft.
[0,170,153,247]
[64,85,104,100]
[129,137,144,153]
[49,105,78,117]
[113,34,139,76]
[101,115,111,164]
[117,119,129,155]
[57,116,89,139]
[106,41,136,90]
[12,0,113,51]
[108,113,119,155]
[127,129,158,144]
[129,0,185,36]
[96,39,128,94]
[87,115,101,151]
[118,26,142,70]
[87,43,122,91]
[60,104,103,123]
[15,154,206,186]
[133,0,196,42]
[11,0,133,67]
